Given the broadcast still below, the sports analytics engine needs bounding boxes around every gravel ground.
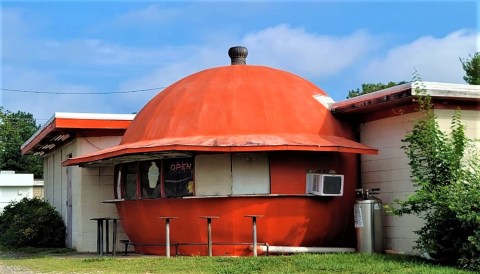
[0,263,37,274]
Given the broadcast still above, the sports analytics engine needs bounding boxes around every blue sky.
[1,1,478,124]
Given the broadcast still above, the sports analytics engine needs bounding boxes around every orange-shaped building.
[60,47,376,256]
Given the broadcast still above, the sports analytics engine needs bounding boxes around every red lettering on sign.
[169,161,193,172]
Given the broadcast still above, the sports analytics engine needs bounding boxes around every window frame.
[115,157,195,200]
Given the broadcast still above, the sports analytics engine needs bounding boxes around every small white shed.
[0,170,44,211]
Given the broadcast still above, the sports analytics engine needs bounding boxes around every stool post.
[159,216,177,258]
[207,218,212,257]
[244,215,263,257]
[112,219,118,256]
[252,216,257,257]
[200,216,219,257]
[99,220,104,256]
[91,218,108,255]
[96,220,101,254]
[165,218,171,258]
[105,219,110,254]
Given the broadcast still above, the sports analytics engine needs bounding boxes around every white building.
[0,170,44,211]
[331,81,480,254]
[21,112,135,252]
[22,82,480,254]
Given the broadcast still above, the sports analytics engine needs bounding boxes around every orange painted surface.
[22,117,132,155]
[55,118,132,130]
[116,151,358,256]
[116,195,356,256]
[270,151,358,195]
[121,66,335,143]
[66,65,376,166]
[21,122,57,155]
[64,134,375,166]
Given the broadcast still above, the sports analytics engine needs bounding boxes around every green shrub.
[388,79,480,271]
[0,197,66,248]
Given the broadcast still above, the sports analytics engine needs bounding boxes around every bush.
[0,197,66,248]
[388,81,480,271]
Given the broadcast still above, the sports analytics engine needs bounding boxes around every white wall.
[0,172,35,211]
[360,112,423,254]
[435,109,479,138]
[43,135,128,252]
[0,186,34,211]
[360,109,480,254]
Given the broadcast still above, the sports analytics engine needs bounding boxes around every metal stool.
[159,216,178,258]
[199,216,219,256]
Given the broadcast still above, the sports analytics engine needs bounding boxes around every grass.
[0,248,475,273]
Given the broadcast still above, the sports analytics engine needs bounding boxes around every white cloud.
[113,5,180,25]
[6,7,476,124]
[2,8,186,67]
[242,24,378,78]
[118,25,379,104]
[41,38,171,66]
[116,45,229,109]
[362,29,479,84]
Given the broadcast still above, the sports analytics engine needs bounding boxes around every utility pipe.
[250,245,355,254]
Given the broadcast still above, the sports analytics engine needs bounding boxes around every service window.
[232,153,270,194]
[194,154,232,196]
[163,158,194,198]
[123,163,138,200]
[140,161,161,199]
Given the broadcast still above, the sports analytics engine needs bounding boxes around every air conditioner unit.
[306,173,344,196]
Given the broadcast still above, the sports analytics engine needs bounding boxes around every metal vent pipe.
[228,46,248,65]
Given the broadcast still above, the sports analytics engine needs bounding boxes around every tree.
[0,107,43,177]
[460,52,480,85]
[346,81,407,99]
[387,80,480,271]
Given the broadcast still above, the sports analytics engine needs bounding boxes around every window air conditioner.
[306,173,344,196]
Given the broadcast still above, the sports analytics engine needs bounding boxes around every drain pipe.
[250,245,355,254]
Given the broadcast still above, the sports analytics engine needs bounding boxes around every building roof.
[331,81,480,119]
[0,171,35,186]
[21,112,135,156]
[64,62,377,167]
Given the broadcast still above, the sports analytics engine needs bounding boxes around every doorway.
[66,153,73,248]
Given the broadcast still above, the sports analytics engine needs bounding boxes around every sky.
[1,0,479,125]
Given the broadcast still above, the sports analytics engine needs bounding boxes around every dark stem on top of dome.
[228,46,248,65]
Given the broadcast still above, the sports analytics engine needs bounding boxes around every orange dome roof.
[122,65,338,144]
[65,60,376,166]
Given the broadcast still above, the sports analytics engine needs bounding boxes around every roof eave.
[331,81,480,115]
[21,112,136,155]
[63,144,378,168]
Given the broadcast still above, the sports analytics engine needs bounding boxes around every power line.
[0,87,165,95]
[0,117,50,121]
